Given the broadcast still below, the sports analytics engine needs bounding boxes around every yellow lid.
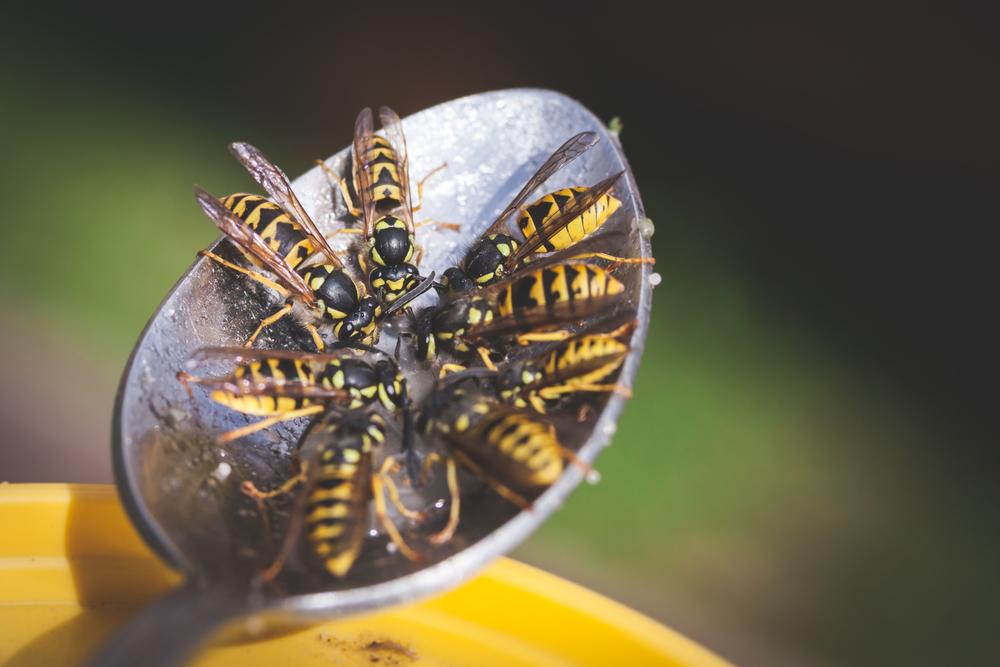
[0,484,729,666]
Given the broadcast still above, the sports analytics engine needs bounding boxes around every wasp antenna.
[385,271,436,316]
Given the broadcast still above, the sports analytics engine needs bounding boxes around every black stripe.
[542,268,558,314]
[551,191,573,211]
[510,273,540,315]
[316,477,349,491]
[497,419,522,441]
[308,498,349,510]
[309,517,347,528]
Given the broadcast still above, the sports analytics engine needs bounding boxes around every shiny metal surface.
[97,88,654,666]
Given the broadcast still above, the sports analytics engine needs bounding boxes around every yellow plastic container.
[0,484,729,666]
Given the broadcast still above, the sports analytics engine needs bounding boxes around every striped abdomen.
[496,263,625,319]
[210,357,315,416]
[450,400,564,488]
[221,193,315,269]
[517,188,621,252]
[357,136,403,212]
[544,334,629,387]
[305,416,384,577]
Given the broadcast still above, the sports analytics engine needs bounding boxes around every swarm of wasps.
[177,107,653,581]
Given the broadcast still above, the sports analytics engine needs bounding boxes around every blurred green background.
[2,5,996,665]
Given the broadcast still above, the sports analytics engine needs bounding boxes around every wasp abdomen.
[211,357,314,415]
[221,193,315,269]
[306,445,372,577]
[455,402,563,488]
[361,136,404,211]
[498,263,625,318]
[305,413,384,577]
[518,188,621,253]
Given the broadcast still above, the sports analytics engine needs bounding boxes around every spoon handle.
[83,580,247,667]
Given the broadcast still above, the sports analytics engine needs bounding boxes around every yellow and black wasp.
[438,131,650,296]
[411,235,634,371]
[176,344,414,450]
[416,372,592,545]
[322,107,454,305]
[240,409,423,580]
[194,143,432,350]
[493,319,637,414]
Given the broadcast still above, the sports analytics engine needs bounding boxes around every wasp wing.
[379,106,414,233]
[492,230,630,279]
[353,107,379,239]
[193,186,316,306]
[464,292,626,342]
[481,131,599,239]
[186,345,382,369]
[228,142,344,270]
[502,171,624,271]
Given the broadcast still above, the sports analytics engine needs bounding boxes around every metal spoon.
[90,88,655,667]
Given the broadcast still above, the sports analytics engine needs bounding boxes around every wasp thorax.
[335,296,380,341]
[370,263,420,303]
[370,216,413,266]
[440,267,476,295]
[465,234,519,286]
[304,267,361,321]
[374,359,406,411]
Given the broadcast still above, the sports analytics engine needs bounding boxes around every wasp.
[439,131,651,296]
[411,237,634,372]
[177,344,414,449]
[494,320,637,414]
[321,107,455,305]
[416,372,591,544]
[194,143,430,350]
[240,409,423,580]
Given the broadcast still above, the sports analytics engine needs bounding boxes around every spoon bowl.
[96,88,654,666]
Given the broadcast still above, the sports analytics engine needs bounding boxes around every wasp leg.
[559,446,596,477]
[574,382,633,398]
[217,405,325,444]
[516,330,572,344]
[438,363,467,378]
[258,504,307,583]
[414,219,462,232]
[413,244,424,267]
[176,371,197,400]
[476,346,497,371]
[372,472,421,562]
[412,162,447,213]
[356,251,370,275]
[569,252,655,267]
[606,319,639,339]
[199,250,289,297]
[326,227,364,239]
[239,462,311,583]
[453,449,532,511]
[538,382,631,401]
[379,457,426,522]
[528,393,548,414]
[425,454,461,545]
[241,462,310,503]
[304,322,326,351]
[246,302,294,348]
[316,160,363,218]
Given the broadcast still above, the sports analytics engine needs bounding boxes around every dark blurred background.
[1,4,996,665]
